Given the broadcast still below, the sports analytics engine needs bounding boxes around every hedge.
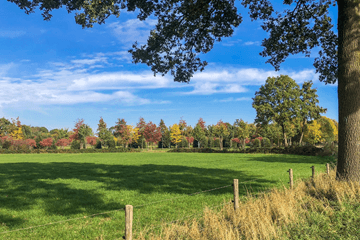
[169,145,330,157]
[0,148,141,154]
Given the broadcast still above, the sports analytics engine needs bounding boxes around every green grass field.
[0,152,333,239]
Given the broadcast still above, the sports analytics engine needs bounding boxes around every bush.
[1,140,11,149]
[262,137,271,148]
[180,138,188,148]
[107,139,116,149]
[70,140,81,149]
[253,138,261,148]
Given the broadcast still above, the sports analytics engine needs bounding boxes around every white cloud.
[108,18,157,47]
[71,56,108,66]
[0,51,321,108]
[215,97,252,103]
[67,71,172,91]
[181,67,319,95]
[243,41,261,46]
[0,77,157,107]
[0,61,172,108]
[221,39,242,47]
[0,30,26,38]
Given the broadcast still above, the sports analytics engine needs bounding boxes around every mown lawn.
[0,152,333,239]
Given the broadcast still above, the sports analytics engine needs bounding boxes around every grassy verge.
[139,169,360,240]
[0,153,332,239]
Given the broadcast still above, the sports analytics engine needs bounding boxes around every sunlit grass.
[0,152,332,239]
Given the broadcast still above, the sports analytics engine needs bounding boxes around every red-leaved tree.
[144,122,162,148]
[39,137,53,149]
[26,139,36,148]
[56,138,70,149]
[186,136,194,148]
[198,118,206,130]
[86,136,98,147]
[69,119,84,142]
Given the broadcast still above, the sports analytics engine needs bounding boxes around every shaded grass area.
[0,153,332,239]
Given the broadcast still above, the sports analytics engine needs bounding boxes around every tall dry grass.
[136,169,360,240]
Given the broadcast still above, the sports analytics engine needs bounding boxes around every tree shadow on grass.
[0,162,275,228]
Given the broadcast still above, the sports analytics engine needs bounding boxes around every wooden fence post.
[326,163,330,175]
[125,205,133,240]
[311,166,315,179]
[288,169,293,189]
[233,179,239,210]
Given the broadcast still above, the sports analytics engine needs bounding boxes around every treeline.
[0,115,337,151]
[0,75,337,151]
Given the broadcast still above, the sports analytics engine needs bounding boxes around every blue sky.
[0,1,338,131]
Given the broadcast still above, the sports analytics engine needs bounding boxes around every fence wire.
[133,184,232,209]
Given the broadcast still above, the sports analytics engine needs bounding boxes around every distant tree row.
[0,75,335,150]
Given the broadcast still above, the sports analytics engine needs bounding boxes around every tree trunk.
[337,1,360,182]
[282,125,288,147]
[220,136,223,150]
[299,132,304,146]
[299,119,306,146]
[243,139,246,149]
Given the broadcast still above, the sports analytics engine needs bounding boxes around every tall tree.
[97,117,113,148]
[234,119,250,149]
[70,119,92,149]
[213,120,230,150]
[298,81,327,145]
[193,118,206,148]
[159,119,170,148]
[114,118,131,148]
[144,121,162,148]
[11,1,359,180]
[170,124,182,148]
[253,75,302,147]
[136,117,147,148]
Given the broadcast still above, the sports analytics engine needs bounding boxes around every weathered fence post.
[233,179,239,210]
[311,166,315,179]
[288,169,293,189]
[125,205,133,240]
[326,163,330,175]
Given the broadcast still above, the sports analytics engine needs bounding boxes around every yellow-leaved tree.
[10,117,24,140]
[318,116,338,143]
[170,124,182,148]
[303,120,322,145]
[127,125,140,145]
